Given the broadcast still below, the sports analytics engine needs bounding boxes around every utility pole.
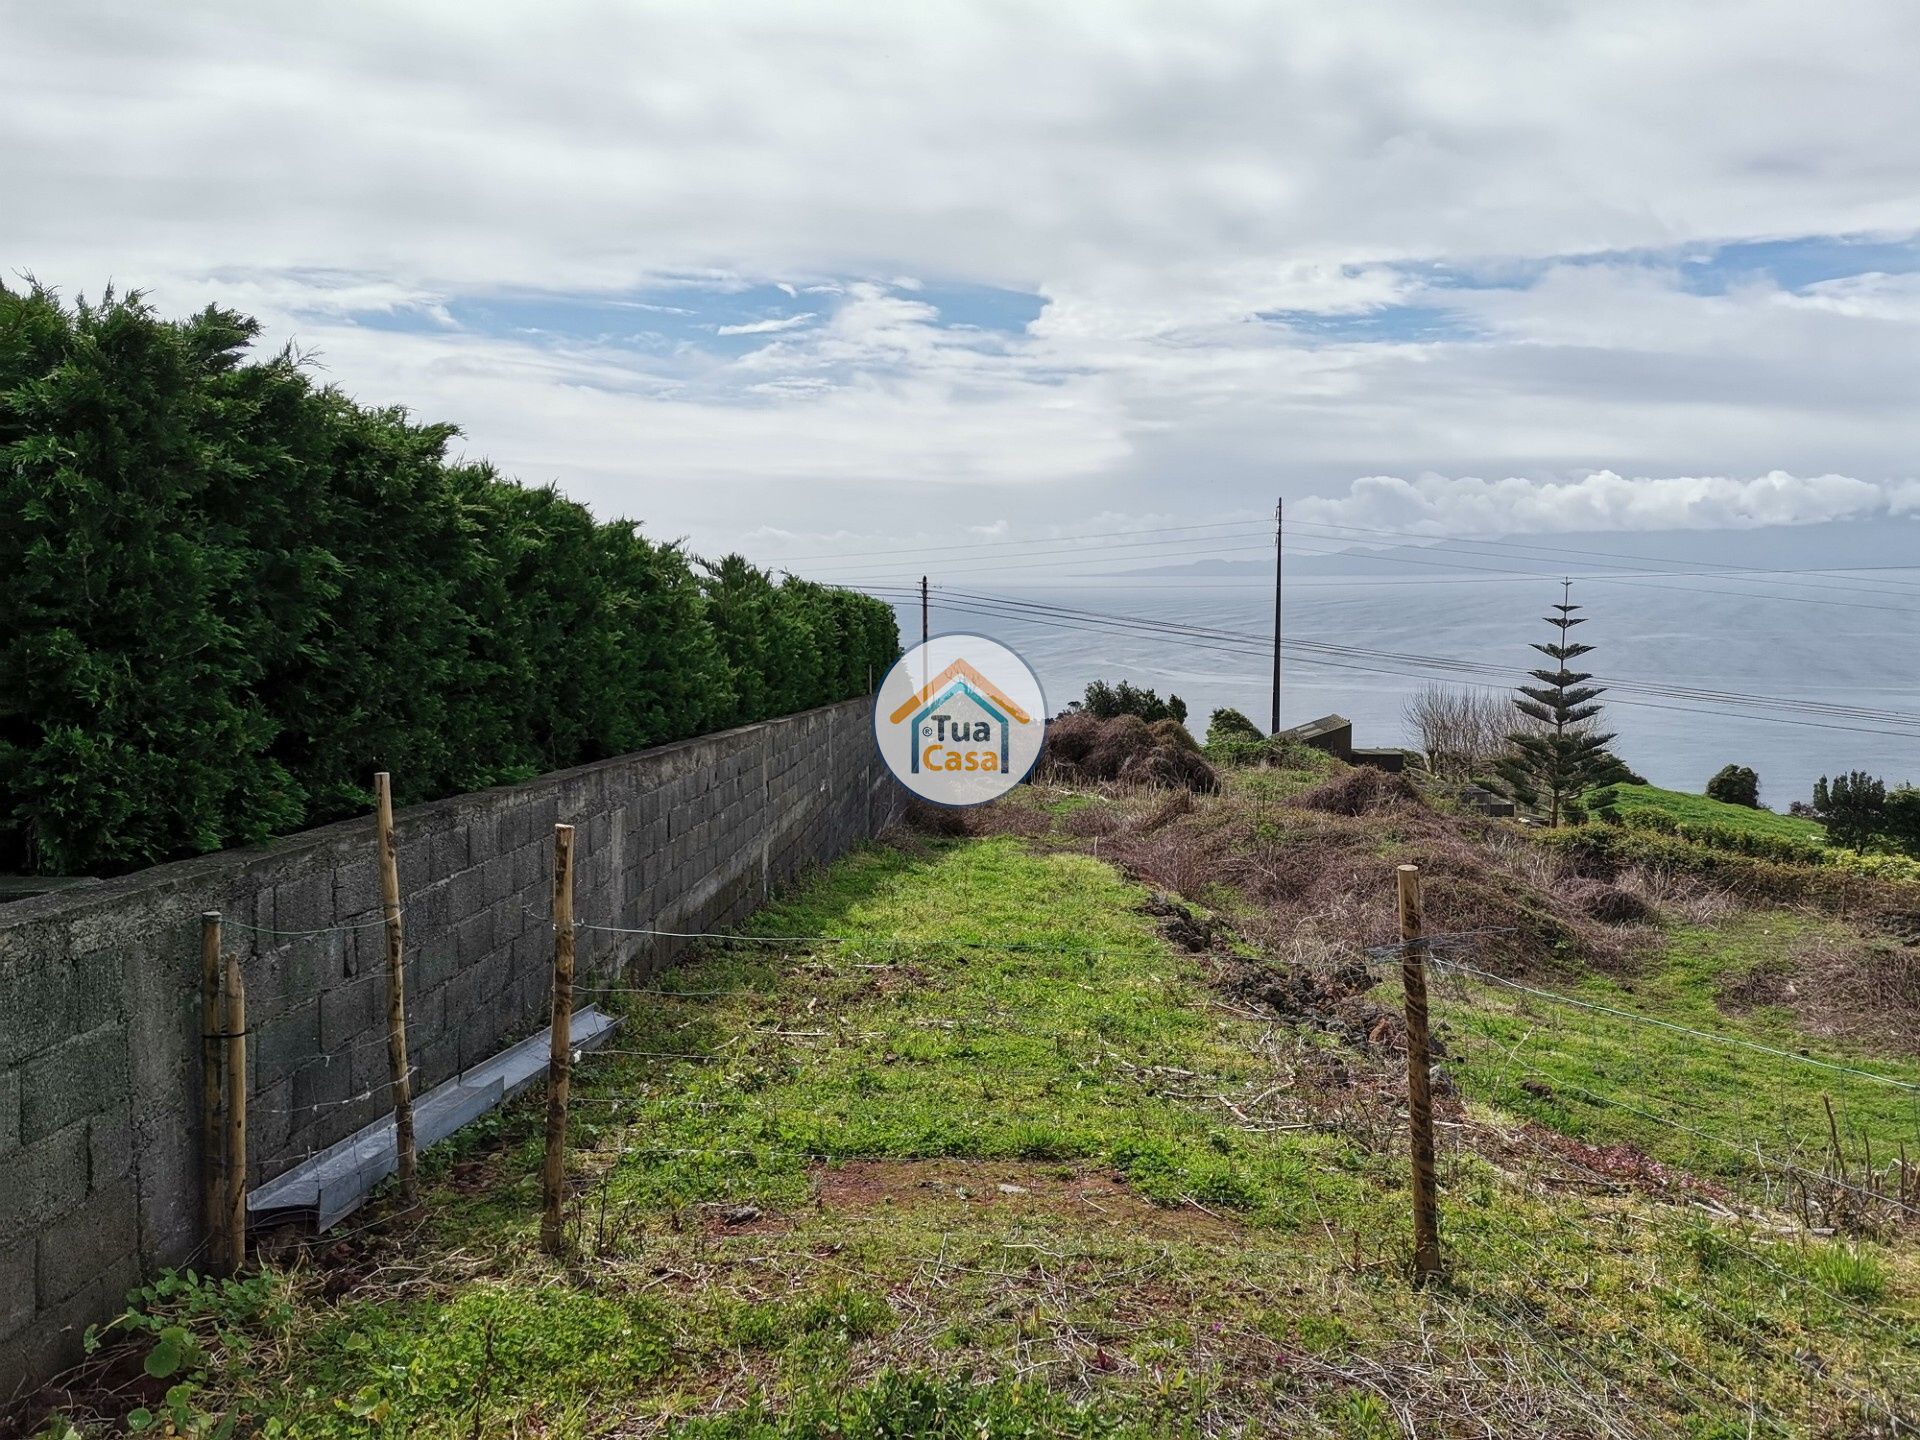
[1270,498,1283,735]
[920,574,929,647]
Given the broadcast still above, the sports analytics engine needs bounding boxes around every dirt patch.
[1138,891,1221,952]
[1214,951,1409,1055]
[1093,791,1645,981]
[1718,931,1920,1058]
[1565,879,1658,925]
[1492,1121,1732,1205]
[806,1158,1241,1238]
[693,1201,793,1238]
[1,1341,174,1440]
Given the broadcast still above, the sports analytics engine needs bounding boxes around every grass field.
[31,818,1920,1440]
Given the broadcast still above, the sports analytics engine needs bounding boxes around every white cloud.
[1294,471,1917,535]
[714,313,816,336]
[5,2,1920,554]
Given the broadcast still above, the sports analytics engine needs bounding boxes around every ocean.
[880,572,1920,808]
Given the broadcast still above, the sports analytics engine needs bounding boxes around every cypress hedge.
[0,284,899,876]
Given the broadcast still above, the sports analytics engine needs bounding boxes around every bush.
[1146,718,1202,753]
[1071,679,1186,725]
[1206,707,1263,746]
[1540,823,1920,907]
[1883,785,1920,858]
[0,284,898,874]
[1038,713,1217,794]
[1292,769,1422,817]
[1813,771,1888,851]
[1704,764,1761,808]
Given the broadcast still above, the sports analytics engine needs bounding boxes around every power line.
[866,586,1920,739]
[889,585,1920,732]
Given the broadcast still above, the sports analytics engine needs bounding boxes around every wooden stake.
[221,952,248,1273]
[1398,864,1442,1286]
[542,824,577,1257]
[374,773,418,1210]
[200,912,226,1270]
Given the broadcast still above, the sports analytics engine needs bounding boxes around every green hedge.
[1614,807,1829,865]
[1539,824,1920,905]
[0,285,898,875]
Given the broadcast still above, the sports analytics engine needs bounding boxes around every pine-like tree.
[1495,581,1618,825]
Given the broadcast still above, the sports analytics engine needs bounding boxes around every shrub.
[1813,771,1888,851]
[0,284,898,874]
[1292,769,1422,817]
[1071,679,1186,724]
[1616,809,1827,865]
[1883,785,1920,858]
[1038,713,1217,794]
[1146,717,1202,753]
[1403,683,1510,779]
[1704,764,1761,808]
[1206,707,1264,746]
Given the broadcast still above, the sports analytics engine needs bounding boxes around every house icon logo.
[874,635,1046,806]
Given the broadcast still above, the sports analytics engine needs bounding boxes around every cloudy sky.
[7,0,1920,570]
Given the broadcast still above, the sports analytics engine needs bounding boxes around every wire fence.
[181,846,1919,1434]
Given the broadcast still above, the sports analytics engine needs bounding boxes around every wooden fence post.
[542,824,577,1256]
[1398,863,1443,1286]
[374,773,419,1211]
[221,952,249,1273]
[200,912,226,1270]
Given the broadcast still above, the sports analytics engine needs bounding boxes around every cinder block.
[88,1108,132,1188]
[291,1054,354,1118]
[511,841,544,895]
[249,1002,319,1089]
[319,976,383,1053]
[412,1031,460,1093]
[36,1178,137,1307]
[451,910,493,966]
[67,947,127,1027]
[430,826,470,880]
[0,1249,139,1395]
[131,1114,197,1265]
[409,940,456,999]
[332,858,380,922]
[0,956,71,1069]
[0,1238,34,1342]
[406,877,449,936]
[447,866,487,922]
[21,1026,127,1146]
[480,853,515,905]
[272,872,334,937]
[250,939,329,1023]
[249,1075,294,1173]
[0,1121,89,1245]
[0,1068,18,1154]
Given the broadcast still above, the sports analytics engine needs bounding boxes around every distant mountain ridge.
[1118,519,1920,578]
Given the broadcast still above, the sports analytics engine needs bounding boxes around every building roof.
[1283,713,1351,742]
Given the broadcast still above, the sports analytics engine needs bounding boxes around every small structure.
[1350,746,1409,773]
[1458,783,1516,818]
[1281,713,1353,761]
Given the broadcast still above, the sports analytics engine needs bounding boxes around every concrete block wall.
[0,697,900,1398]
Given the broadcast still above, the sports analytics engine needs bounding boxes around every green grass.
[1433,910,1920,1195]
[1602,783,1827,845]
[41,834,1920,1440]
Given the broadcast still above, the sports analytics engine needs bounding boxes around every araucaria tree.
[1495,582,1617,825]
